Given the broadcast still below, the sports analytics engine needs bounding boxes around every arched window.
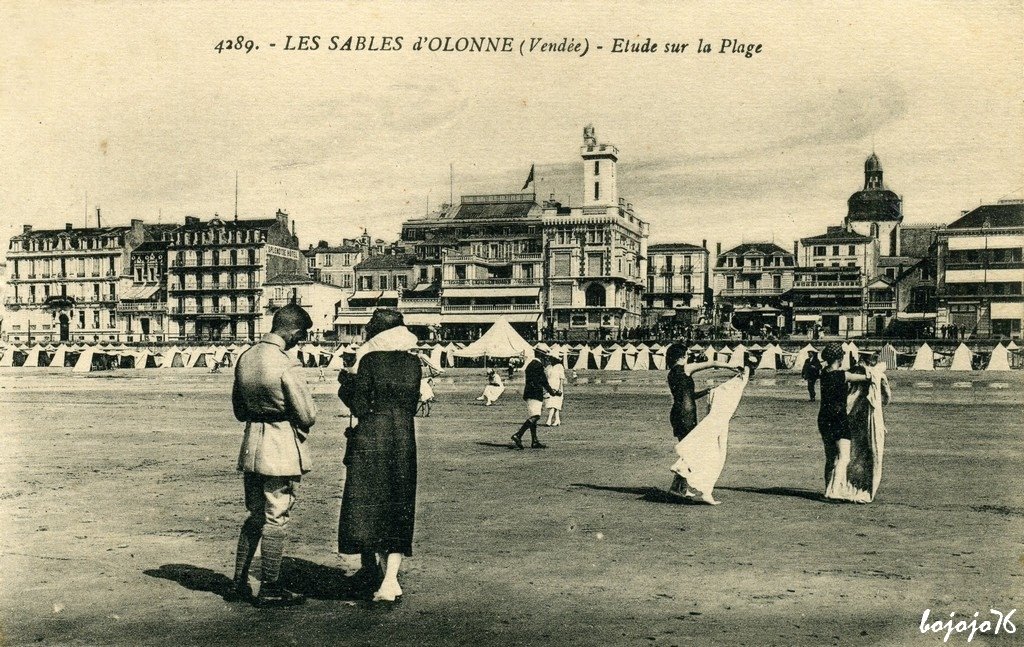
[585,283,606,307]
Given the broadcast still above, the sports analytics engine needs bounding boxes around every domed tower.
[845,152,902,256]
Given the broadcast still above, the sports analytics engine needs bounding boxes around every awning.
[895,312,937,320]
[120,284,161,300]
[794,314,821,322]
[347,291,383,301]
[733,306,781,313]
[381,290,401,300]
[442,286,541,299]
[403,313,442,326]
[333,313,372,325]
[408,283,436,293]
[443,313,541,324]
[991,302,1024,319]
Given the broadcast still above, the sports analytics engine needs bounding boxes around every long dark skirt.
[338,410,417,556]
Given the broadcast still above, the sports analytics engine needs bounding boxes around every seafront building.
[643,242,710,330]
[3,218,173,344]
[165,211,304,341]
[936,199,1024,338]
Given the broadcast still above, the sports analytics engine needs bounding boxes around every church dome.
[847,188,902,222]
[864,153,882,173]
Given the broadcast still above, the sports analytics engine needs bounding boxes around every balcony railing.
[117,302,167,312]
[719,288,785,296]
[266,298,304,308]
[441,303,540,313]
[168,305,256,315]
[442,278,543,287]
[398,298,441,313]
[169,283,258,291]
[444,253,544,264]
[866,300,896,309]
[169,259,261,268]
[792,280,862,288]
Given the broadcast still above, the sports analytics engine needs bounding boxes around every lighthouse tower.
[581,124,618,207]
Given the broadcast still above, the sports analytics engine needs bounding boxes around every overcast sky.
[2,1,1021,255]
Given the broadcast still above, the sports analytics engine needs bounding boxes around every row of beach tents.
[0,329,1020,374]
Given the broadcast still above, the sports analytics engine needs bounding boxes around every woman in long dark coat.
[338,309,421,601]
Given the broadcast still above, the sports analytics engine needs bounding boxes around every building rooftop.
[306,244,363,256]
[133,241,170,253]
[263,272,315,286]
[946,202,1024,229]
[719,242,794,260]
[451,194,540,221]
[648,242,706,253]
[12,225,132,241]
[178,216,280,231]
[355,254,417,271]
[800,229,875,244]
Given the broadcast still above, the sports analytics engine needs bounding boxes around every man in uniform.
[510,348,560,449]
[229,304,317,607]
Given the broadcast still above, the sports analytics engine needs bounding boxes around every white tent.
[703,344,716,361]
[793,344,818,373]
[878,344,899,371]
[728,343,747,368]
[651,345,667,370]
[911,343,936,371]
[451,318,535,360]
[603,345,624,371]
[49,344,72,368]
[755,344,783,370]
[986,343,1011,371]
[161,346,187,368]
[185,348,214,368]
[429,344,445,368]
[0,348,13,368]
[949,343,974,371]
[633,345,651,370]
[572,346,590,370]
[22,344,45,367]
[72,346,113,373]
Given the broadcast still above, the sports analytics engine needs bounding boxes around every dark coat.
[337,351,422,556]
[522,358,556,401]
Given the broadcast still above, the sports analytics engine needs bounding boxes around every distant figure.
[318,366,327,382]
[210,360,222,373]
[543,350,566,427]
[477,368,505,406]
[417,376,435,417]
[510,349,560,449]
[802,351,822,401]
[230,303,317,607]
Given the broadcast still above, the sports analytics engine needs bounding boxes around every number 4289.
[215,36,257,53]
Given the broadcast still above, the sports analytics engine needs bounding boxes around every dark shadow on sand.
[475,441,517,449]
[570,483,706,505]
[144,557,374,602]
[714,486,824,502]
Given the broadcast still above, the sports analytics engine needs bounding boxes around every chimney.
[794,241,799,257]
[96,207,101,228]
[291,220,296,237]
[184,216,200,226]
[23,224,32,234]
[65,223,73,231]
[716,242,722,257]
[702,239,707,250]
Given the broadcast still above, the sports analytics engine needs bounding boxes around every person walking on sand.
[229,304,317,607]
[543,349,566,427]
[802,350,822,402]
[510,349,560,449]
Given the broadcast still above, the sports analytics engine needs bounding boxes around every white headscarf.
[352,325,418,372]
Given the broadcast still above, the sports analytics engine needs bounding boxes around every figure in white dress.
[543,351,566,427]
[476,368,506,406]
[669,367,750,505]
